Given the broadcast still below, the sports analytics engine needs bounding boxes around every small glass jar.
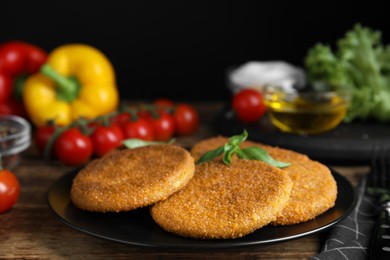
[0,115,31,169]
[264,86,351,135]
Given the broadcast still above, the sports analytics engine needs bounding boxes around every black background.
[1,0,389,101]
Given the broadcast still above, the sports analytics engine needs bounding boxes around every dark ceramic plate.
[47,168,356,249]
[216,110,390,165]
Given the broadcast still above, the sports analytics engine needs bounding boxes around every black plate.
[216,110,390,165]
[47,168,356,250]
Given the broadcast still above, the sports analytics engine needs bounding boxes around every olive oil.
[265,92,348,135]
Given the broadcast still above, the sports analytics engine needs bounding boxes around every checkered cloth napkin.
[312,178,376,260]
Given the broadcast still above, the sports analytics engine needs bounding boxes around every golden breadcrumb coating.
[70,145,195,212]
[190,136,337,226]
[151,160,293,239]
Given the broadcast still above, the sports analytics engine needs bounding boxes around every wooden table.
[0,102,369,259]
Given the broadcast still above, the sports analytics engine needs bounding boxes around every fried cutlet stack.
[190,137,338,226]
[70,137,337,239]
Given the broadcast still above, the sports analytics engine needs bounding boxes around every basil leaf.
[123,138,175,149]
[228,129,248,146]
[236,149,245,159]
[222,145,237,165]
[239,146,291,168]
[197,145,224,164]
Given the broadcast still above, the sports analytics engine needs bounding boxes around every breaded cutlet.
[151,159,293,239]
[190,136,337,226]
[70,144,195,212]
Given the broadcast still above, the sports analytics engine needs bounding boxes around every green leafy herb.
[305,24,390,122]
[196,130,290,168]
[123,138,175,149]
[197,146,225,164]
[237,147,290,168]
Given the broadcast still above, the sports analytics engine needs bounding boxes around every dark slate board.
[215,109,390,165]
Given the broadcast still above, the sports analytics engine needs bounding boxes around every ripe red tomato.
[123,118,154,141]
[34,125,56,156]
[232,89,266,123]
[137,109,150,119]
[111,112,131,129]
[0,167,20,213]
[146,111,175,141]
[54,128,93,166]
[153,98,174,108]
[174,104,199,135]
[90,124,124,157]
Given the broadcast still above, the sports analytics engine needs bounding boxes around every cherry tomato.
[123,118,154,141]
[111,112,131,129]
[90,123,124,157]
[146,111,175,141]
[0,166,20,213]
[173,104,199,135]
[153,98,174,108]
[34,125,56,156]
[232,89,266,123]
[54,128,93,166]
[137,109,151,119]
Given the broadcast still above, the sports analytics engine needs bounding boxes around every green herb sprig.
[197,130,290,168]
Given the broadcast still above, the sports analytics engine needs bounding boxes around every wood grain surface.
[0,102,368,259]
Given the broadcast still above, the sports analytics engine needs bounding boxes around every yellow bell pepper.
[23,44,119,126]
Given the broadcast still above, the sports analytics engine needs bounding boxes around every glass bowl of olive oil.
[264,86,350,135]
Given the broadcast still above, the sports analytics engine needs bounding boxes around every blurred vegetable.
[23,44,119,126]
[145,110,175,141]
[90,122,124,157]
[53,127,93,166]
[232,89,266,123]
[153,98,174,108]
[173,103,199,135]
[111,112,131,129]
[305,24,390,122]
[34,99,200,164]
[123,117,154,141]
[0,156,20,213]
[0,41,47,117]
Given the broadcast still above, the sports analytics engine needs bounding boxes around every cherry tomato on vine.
[0,165,20,213]
[34,125,56,156]
[173,103,199,135]
[111,112,131,129]
[232,89,266,123]
[54,128,93,166]
[90,123,124,157]
[123,118,154,141]
[137,109,151,119]
[146,111,175,141]
[153,98,174,109]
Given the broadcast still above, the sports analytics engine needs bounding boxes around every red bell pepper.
[0,41,47,117]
